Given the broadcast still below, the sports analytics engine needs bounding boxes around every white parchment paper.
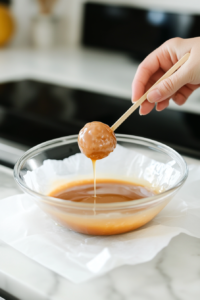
[24,145,181,195]
[0,147,200,283]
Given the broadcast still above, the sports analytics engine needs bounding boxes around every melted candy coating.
[78,121,117,160]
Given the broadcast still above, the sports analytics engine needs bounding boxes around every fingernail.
[147,89,162,103]
[132,91,136,103]
[139,108,144,115]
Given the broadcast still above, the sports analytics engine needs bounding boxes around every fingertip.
[156,99,170,111]
[139,108,144,115]
[147,89,162,103]
[131,82,138,102]
[156,106,162,112]
[132,80,146,103]
[173,93,187,106]
[139,100,155,115]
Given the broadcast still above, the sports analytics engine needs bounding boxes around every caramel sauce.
[49,179,155,203]
[92,160,97,214]
[47,181,165,236]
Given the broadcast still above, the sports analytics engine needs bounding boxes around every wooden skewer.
[111,52,190,132]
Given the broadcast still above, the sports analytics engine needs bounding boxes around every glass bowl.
[14,134,188,235]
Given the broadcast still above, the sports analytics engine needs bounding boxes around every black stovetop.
[0,80,200,159]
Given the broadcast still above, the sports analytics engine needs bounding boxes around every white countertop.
[1,156,200,300]
[1,47,200,114]
[1,46,200,299]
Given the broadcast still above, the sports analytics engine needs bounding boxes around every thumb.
[147,64,190,103]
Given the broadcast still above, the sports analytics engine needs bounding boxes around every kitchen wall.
[11,0,200,48]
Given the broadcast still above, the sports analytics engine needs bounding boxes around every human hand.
[132,37,200,114]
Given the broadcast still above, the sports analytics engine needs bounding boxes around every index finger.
[132,46,172,101]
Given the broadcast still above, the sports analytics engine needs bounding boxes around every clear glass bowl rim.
[14,134,188,210]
